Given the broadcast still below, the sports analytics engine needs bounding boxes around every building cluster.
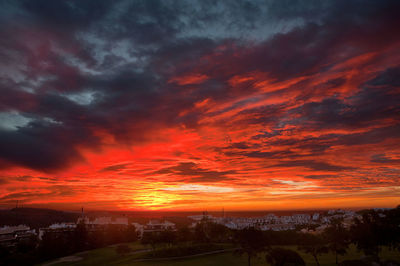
[0,209,361,248]
[0,225,36,247]
[189,209,360,233]
[38,216,177,239]
[0,216,177,248]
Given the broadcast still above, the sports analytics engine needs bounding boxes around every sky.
[0,0,399,211]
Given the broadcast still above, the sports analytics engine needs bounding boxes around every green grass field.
[42,242,400,266]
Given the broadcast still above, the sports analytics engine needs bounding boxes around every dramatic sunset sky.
[0,0,399,211]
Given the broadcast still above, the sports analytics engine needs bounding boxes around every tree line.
[233,207,400,266]
[139,207,400,265]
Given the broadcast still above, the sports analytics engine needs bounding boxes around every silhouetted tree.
[298,234,328,266]
[125,224,138,242]
[209,223,230,242]
[105,224,125,245]
[194,218,212,242]
[350,208,400,263]
[38,232,74,261]
[177,226,193,243]
[324,219,350,265]
[266,247,305,266]
[16,234,37,254]
[194,219,231,243]
[235,227,268,266]
[159,229,177,247]
[74,220,88,251]
[141,231,161,256]
[381,206,400,251]
[350,212,382,261]
[88,230,105,249]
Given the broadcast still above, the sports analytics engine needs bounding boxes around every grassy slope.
[42,243,400,266]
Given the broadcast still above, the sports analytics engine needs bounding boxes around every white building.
[77,216,128,226]
[143,220,176,232]
[132,222,144,237]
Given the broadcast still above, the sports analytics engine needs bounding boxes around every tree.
[266,247,305,266]
[350,208,400,262]
[324,219,350,265]
[38,232,74,261]
[350,212,382,261]
[194,218,212,243]
[298,234,328,266]
[381,206,400,251]
[88,229,105,249]
[105,224,125,245]
[141,231,161,256]
[177,226,193,243]
[159,229,177,247]
[125,224,138,242]
[73,220,88,251]
[235,227,268,266]
[194,219,231,243]
[16,234,37,254]
[209,223,230,243]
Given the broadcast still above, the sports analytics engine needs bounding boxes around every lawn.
[41,243,400,266]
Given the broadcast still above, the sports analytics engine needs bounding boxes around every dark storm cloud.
[229,142,251,150]
[21,0,113,30]
[303,174,338,180]
[225,150,297,160]
[268,136,333,154]
[370,154,400,164]
[99,163,129,172]
[0,0,399,173]
[153,162,236,182]
[0,192,40,202]
[0,185,76,204]
[280,66,400,132]
[273,160,355,172]
[334,125,400,146]
[0,123,93,172]
[199,0,399,81]
[293,98,353,128]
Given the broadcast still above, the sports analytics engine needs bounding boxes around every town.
[0,209,364,249]
[0,206,399,265]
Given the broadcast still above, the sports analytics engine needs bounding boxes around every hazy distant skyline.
[0,0,399,210]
